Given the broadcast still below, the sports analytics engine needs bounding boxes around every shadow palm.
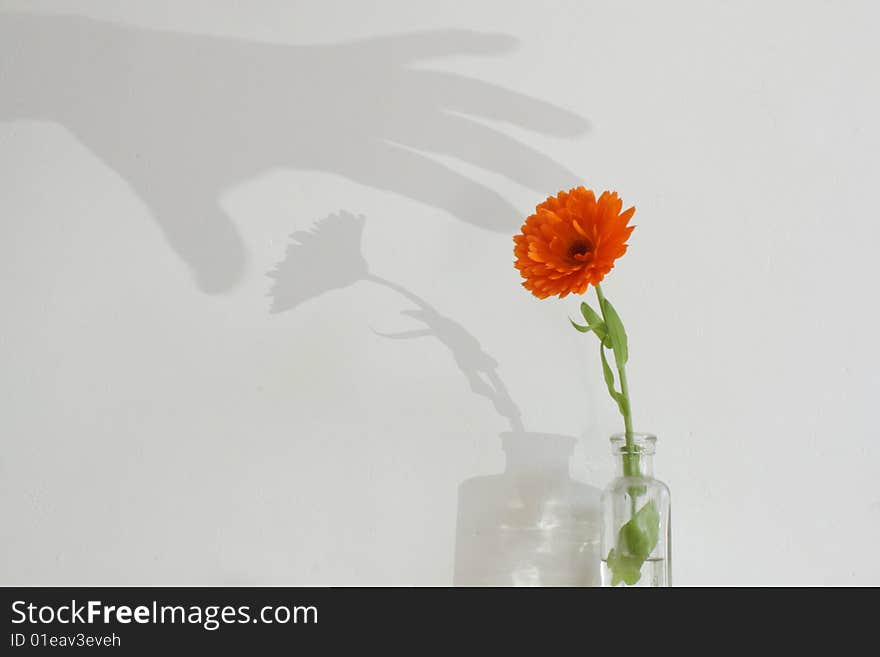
[1,12,587,292]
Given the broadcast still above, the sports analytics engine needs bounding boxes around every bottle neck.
[610,433,657,478]
[614,452,654,478]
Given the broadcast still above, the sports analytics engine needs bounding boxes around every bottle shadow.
[454,432,600,586]
[0,11,587,293]
[269,210,600,585]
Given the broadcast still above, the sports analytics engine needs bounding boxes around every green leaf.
[605,500,661,586]
[599,343,616,396]
[600,342,628,416]
[590,322,608,342]
[569,318,591,333]
[601,298,628,365]
[573,303,608,342]
[580,302,603,329]
[619,500,660,557]
[606,548,644,586]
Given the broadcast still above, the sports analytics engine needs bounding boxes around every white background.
[2,0,878,586]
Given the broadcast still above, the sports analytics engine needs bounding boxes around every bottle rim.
[609,432,657,455]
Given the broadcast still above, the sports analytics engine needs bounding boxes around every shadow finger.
[385,111,581,192]
[335,140,521,232]
[406,70,589,137]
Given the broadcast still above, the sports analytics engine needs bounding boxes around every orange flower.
[513,187,635,299]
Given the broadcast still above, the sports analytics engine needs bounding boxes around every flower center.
[568,239,593,261]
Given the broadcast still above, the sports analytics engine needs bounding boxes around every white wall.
[2,0,878,586]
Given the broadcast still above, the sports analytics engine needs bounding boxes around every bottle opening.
[609,432,657,455]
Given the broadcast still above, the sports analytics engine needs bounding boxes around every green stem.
[595,283,639,479]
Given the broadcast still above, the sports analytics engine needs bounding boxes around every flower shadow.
[268,211,601,585]
[267,211,369,312]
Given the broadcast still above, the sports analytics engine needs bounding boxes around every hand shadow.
[1,11,588,293]
[269,211,601,586]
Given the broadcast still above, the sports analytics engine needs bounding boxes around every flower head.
[513,187,635,299]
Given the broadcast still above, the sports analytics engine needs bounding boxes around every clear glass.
[600,433,671,587]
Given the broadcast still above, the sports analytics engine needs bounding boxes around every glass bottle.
[600,433,671,587]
